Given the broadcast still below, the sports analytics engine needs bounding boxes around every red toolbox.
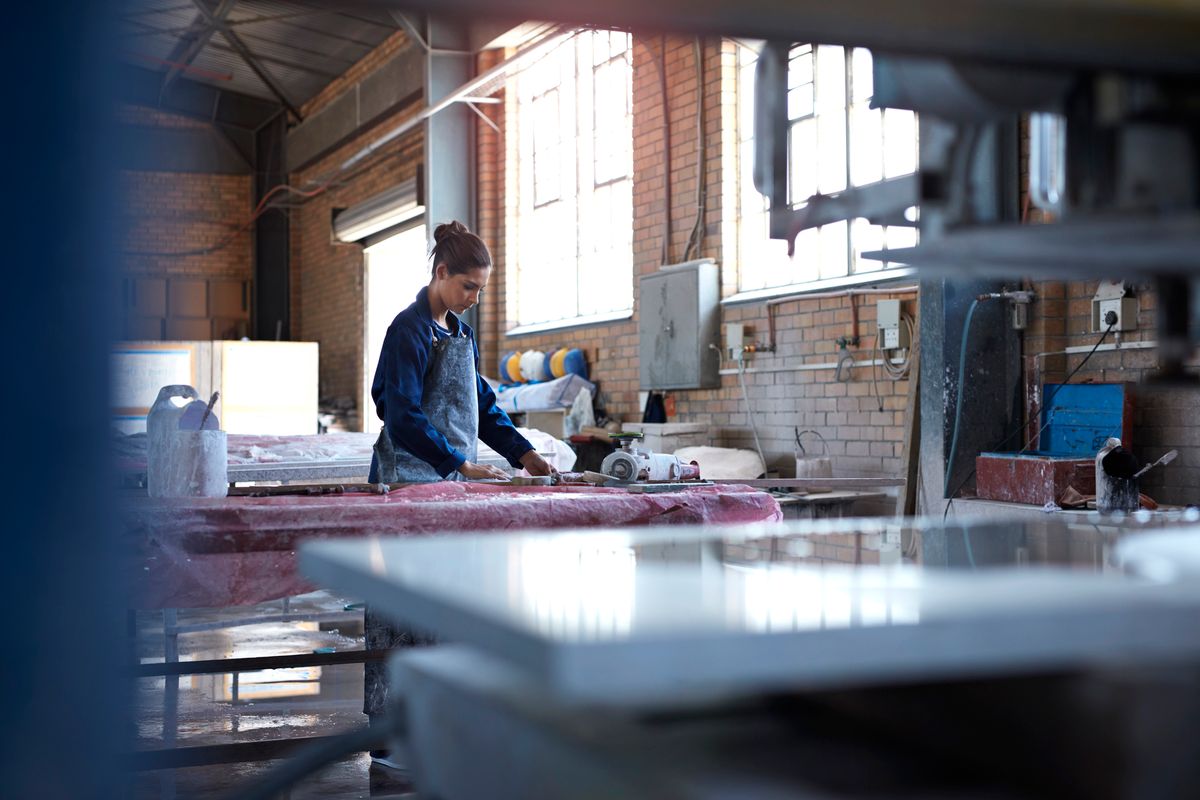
[975,383,1132,506]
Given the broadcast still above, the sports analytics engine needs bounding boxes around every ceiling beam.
[117,62,282,131]
[161,0,239,97]
[189,0,304,121]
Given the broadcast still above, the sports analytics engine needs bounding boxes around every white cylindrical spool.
[153,429,228,498]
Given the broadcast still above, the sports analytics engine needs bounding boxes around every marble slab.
[301,519,1200,705]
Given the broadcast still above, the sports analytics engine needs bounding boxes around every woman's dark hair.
[430,220,491,277]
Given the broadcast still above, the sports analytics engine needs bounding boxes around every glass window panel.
[815,45,845,112]
[789,118,818,203]
[512,31,633,326]
[787,83,814,120]
[819,221,849,280]
[611,31,630,58]
[885,224,918,250]
[734,42,918,292]
[532,90,561,206]
[883,108,918,177]
[849,105,883,187]
[791,227,820,284]
[788,50,813,89]
[816,111,847,194]
[851,218,885,274]
[851,48,873,103]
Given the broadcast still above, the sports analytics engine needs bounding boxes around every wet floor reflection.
[132,591,411,799]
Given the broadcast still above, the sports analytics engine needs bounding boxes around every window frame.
[505,31,635,336]
[725,40,919,302]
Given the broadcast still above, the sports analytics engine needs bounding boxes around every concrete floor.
[133,591,413,799]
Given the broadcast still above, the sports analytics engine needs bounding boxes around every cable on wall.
[683,37,707,262]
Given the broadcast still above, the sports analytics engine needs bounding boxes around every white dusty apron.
[365,327,479,718]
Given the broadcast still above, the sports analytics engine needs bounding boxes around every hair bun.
[433,220,470,244]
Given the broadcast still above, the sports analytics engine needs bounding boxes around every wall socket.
[1092,297,1138,332]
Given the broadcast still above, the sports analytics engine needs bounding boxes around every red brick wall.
[117,105,253,284]
[478,37,916,478]
[287,29,422,409]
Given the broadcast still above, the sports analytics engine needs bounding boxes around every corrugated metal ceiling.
[119,0,400,110]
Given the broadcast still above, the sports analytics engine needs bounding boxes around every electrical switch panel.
[877,299,909,349]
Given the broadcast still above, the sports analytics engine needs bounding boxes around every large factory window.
[732,44,919,295]
[508,30,634,333]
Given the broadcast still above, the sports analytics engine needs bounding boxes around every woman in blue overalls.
[364,220,554,766]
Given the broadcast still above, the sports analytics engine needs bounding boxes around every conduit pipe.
[334,24,577,175]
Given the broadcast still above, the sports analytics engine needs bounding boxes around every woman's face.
[435,263,491,315]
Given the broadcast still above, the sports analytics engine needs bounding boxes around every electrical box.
[1091,280,1138,332]
[877,299,909,349]
[639,259,720,390]
[1093,297,1138,332]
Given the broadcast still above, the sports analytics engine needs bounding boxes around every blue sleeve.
[372,322,467,478]
[472,336,535,468]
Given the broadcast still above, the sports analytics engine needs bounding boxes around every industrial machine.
[599,432,703,483]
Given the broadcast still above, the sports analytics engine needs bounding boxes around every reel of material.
[520,350,548,382]
[600,450,642,482]
[562,348,589,380]
[501,351,525,383]
[549,348,569,378]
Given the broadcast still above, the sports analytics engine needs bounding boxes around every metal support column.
[254,112,291,340]
[918,117,1024,515]
[424,17,478,329]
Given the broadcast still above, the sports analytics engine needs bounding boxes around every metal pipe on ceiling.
[333,23,577,175]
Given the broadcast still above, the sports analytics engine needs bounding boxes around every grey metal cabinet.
[639,259,721,390]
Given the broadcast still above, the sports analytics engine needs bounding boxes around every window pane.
[817,110,847,194]
[885,224,918,250]
[819,221,849,280]
[532,89,561,206]
[788,83,814,120]
[580,181,633,315]
[788,49,813,88]
[851,218,884,274]
[790,227,820,284]
[789,117,818,203]
[815,45,845,112]
[593,56,631,184]
[883,108,918,177]
[850,48,873,103]
[849,105,883,187]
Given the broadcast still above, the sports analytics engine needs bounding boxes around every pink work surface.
[122,483,781,609]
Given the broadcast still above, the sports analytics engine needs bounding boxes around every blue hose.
[944,297,980,568]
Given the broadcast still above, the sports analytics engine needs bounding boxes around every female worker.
[364,220,554,767]
[368,219,554,484]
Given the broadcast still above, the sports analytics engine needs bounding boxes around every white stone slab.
[300,520,1200,706]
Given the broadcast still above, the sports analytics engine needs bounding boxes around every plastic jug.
[147,385,198,497]
[146,384,227,498]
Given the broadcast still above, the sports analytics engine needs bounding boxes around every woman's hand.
[458,461,510,480]
[519,450,556,477]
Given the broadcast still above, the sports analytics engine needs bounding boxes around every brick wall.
[288,31,422,410]
[117,105,253,284]
[478,36,917,479]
